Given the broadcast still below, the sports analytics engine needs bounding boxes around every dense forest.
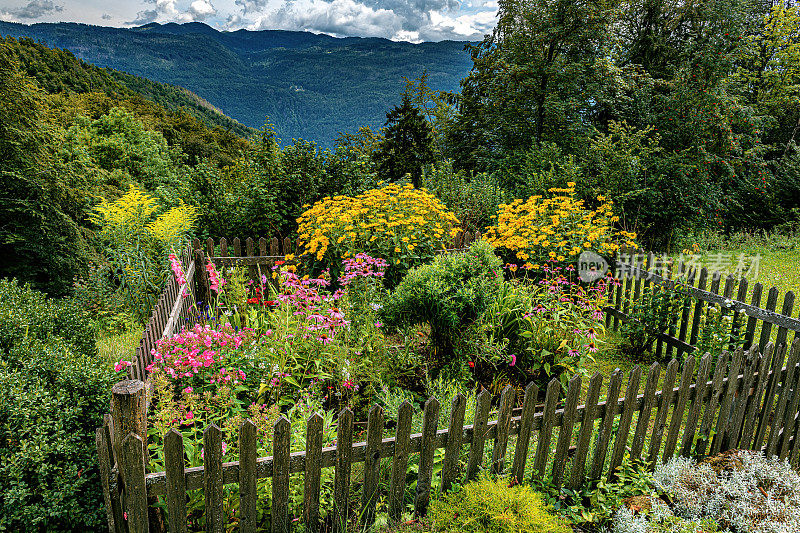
[0,21,474,144]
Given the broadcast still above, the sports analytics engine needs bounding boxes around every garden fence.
[129,246,197,381]
[111,237,800,531]
[99,339,800,533]
[605,251,800,361]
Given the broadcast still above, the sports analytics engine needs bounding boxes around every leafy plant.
[485,182,638,271]
[535,457,656,528]
[480,265,610,389]
[295,182,460,286]
[694,301,747,367]
[90,185,197,321]
[381,240,503,366]
[428,475,571,533]
[621,280,691,360]
[0,281,115,532]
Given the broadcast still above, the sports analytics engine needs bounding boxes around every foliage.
[296,182,460,285]
[0,278,96,356]
[485,183,638,271]
[381,241,502,366]
[637,451,800,533]
[694,302,747,366]
[0,281,114,532]
[373,95,436,186]
[444,0,615,169]
[535,456,656,529]
[620,280,691,360]
[614,504,720,533]
[428,475,571,533]
[420,160,507,233]
[480,265,610,389]
[90,185,197,320]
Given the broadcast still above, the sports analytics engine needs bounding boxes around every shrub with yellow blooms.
[90,185,198,320]
[484,183,637,271]
[296,182,460,285]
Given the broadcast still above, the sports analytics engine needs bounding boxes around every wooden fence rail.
[100,339,800,533]
[129,246,197,381]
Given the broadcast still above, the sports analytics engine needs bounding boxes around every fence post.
[111,380,149,532]
[111,380,148,469]
[194,249,209,314]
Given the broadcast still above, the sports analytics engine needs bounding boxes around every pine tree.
[373,95,435,187]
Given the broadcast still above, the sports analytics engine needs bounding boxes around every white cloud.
[1,0,63,20]
[249,0,403,39]
[128,0,218,25]
[240,0,494,41]
[416,8,494,40]
[189,0,216,20]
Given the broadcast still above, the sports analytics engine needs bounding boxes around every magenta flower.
[509,354,517,367]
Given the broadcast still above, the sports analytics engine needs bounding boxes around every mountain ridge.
[0,21,475,144]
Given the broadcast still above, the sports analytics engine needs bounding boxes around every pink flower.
[114,360,133,372]
[509,354,516,367]
[182,386,193,394]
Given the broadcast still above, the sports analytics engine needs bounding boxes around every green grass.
[97,326,142,365]
[678,229,800,295]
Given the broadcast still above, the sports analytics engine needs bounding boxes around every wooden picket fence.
[129,246,196,381]
[605,251,800,361]
[99,338,800,533]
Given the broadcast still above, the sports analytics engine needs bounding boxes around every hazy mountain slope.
[2,33,255,138]
[0,21,474,144]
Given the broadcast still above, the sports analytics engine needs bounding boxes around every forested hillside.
[0,21,474,144]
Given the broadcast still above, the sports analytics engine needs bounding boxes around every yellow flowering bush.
[90,185,198,319]
[485,183,637,270]
[296,182,460,285]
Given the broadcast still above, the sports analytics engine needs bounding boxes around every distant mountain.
[0,21,475,145]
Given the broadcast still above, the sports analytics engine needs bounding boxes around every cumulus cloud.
[249,0,403,39]
[188,0,216,20]
[128,0,218,25]
[4,0,63,19]
[101,13,112,20]
[240,0,494,41]
[235,0,270,16]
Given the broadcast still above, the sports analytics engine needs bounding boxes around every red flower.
[263,300,278,307]
[468,361,475,368]
[247,297,261,304]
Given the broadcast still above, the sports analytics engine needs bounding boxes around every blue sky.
[0,0,498,41]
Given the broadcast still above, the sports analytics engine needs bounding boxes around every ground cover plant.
[612,450,800,533]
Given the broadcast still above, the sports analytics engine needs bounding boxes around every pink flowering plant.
[481,261,612,389]
[147,372,338,529]
[143,323,255,396]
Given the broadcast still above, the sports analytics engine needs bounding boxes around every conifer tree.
[373,95,435,187]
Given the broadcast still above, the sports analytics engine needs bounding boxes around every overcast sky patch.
[0,0,496,41]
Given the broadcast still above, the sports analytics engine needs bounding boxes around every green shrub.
[0,280,114,532]
[428,475,571,533]
[0,338,115,531]
[381,241,502,363]
[620,281,690,360]
[0,278,96,356]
